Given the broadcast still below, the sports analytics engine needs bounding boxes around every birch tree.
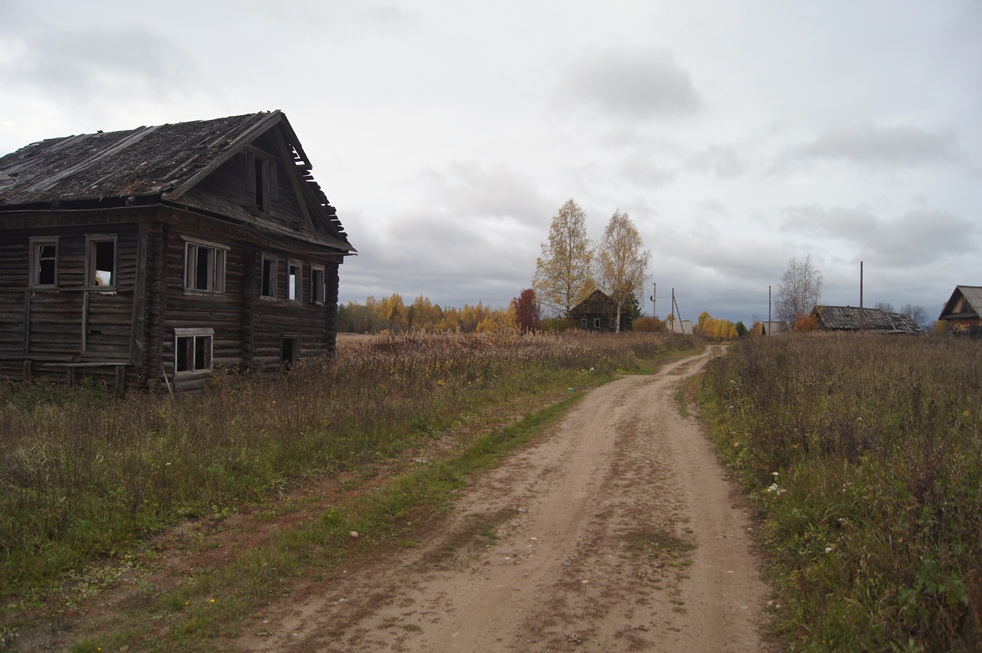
[533,199,595,317]
[596,211,649,332]
[776,255,823,329]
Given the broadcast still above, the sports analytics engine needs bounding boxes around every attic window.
[245,150,278,214]
[86,236,116,288]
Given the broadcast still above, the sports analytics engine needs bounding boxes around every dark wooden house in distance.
[938,285,982,336]
[0,111,355,393]
[569,289,633,332]
[811,305,920,335]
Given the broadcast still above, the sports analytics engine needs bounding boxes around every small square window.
[174,328,214,374]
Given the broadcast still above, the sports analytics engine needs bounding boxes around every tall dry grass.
[0,331,695,611]
[701,333,982,651]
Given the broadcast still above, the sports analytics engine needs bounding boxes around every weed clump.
[701,334,982,651]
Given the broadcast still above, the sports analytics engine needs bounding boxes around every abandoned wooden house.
[810,305,920,335]
[0,111,355,393]
[938,285,982,336]
[569,289,633,332]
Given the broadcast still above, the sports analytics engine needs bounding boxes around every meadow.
[0,331,696,625]
[700,334,982,652]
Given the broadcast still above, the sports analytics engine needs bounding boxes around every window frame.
[287,260,303,302]
[593,317,601,329]
[29,237,59,289]
[310,265,326,305]
[85,234,118,290]
[174,327,215,376]
[245,149,278,214]
[182,237,228,294]
[260,255,279,299]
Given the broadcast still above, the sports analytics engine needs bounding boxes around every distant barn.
[811,305,920,335]
[0,111,355,393]
[938,285,982,336]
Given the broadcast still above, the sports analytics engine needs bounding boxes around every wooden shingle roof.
[939,285,982,320]
[0,111,353,252]
[812,305,920,334]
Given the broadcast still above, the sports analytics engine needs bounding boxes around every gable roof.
[569,289,616,316]
[0,111,353,253]
[939,285,982,320]
[812,305,920,334]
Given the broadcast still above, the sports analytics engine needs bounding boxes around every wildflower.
[825,546,833,553]
[767,483,779,493]
[771,471,779,477]
[210,598,215,604]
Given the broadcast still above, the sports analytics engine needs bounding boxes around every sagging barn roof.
[0,110,353,253]
[939,285,982,320]
[812,305,920,334]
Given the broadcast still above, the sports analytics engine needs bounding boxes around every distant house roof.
[0,110,353,253]
[812,305,920,334]
[939,285,982,321]
[569,289,616,316]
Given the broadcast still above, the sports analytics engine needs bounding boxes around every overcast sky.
[2,1,980,323]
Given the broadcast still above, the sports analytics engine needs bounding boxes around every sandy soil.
[236,346,774,652]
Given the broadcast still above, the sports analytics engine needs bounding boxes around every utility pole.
[859,261,864,333]
[768,285,772,336]
[671,288,686,335]
[648,282,656,318]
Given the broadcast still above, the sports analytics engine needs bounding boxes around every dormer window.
[245,150,278,214]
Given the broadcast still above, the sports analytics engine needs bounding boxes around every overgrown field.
[0,331,696,618]
[700,334,982,652]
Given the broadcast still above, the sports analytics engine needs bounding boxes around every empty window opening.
[32,240,58,286]
[281,335,300,369]
[310,267,325,304]
[261,257,277,298]
[288,262,301,301]
[593,318,601,329]
[175,328,214,374]
[88,238,116,287]
[184,240,227,293]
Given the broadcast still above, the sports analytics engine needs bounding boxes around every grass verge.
[699,334,982,652]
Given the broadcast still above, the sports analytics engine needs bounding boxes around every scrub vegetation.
[0,331,697,638]
[700,334,982,652]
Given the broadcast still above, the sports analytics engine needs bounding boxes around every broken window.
[174,328,214,374]
[245,150,278,214]
[310,266,325,304]
[87,236,116,287]
[261,256,278,298]
[30,238,59,287]
[287,261,302,301]
[184,239,227,293]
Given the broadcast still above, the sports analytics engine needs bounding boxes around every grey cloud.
[781,204,977,266]
[0,19,193,106]
[782,124,964,169]
[558,47,702,120]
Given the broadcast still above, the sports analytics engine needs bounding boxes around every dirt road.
[237,346,773,652]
